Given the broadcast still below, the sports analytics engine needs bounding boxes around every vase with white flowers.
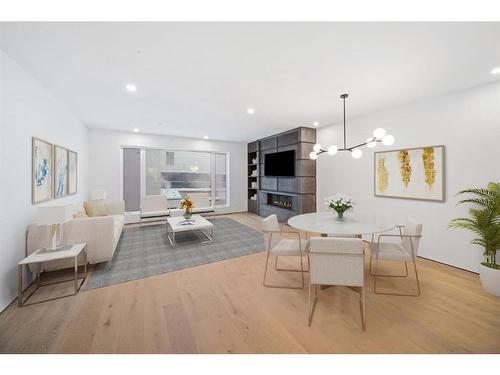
[326,194,354,220]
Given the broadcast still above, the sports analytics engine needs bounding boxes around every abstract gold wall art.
[374,145,445,201]
[398,150,412,187]
[422,147,436,188]
[377,157,388,193]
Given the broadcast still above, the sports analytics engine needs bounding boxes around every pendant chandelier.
[309,94,395,160]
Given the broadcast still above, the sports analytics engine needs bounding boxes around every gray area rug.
[85,217,265,290]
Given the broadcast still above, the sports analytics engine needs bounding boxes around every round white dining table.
[288,212,397,237]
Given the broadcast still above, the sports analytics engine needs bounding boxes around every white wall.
[0,50,89,311]
[88,129,247,214]
[317,81,500,272]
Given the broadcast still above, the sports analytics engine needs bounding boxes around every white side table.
[18,243,87,307]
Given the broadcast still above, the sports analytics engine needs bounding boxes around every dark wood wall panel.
[249,127,317,222]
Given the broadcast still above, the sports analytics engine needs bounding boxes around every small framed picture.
[54,145,69,199]
[32,137,53,204]
[68,149,78,195]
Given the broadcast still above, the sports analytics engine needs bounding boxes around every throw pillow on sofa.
[73,204,89,219]
[84,200,109,217]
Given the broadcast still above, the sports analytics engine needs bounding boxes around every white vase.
[479,264,500,297]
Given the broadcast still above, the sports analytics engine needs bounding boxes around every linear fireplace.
[267,193,293,210]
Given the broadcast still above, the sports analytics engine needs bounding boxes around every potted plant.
[180,196,194,220]
[449,182,500,296]
[326,194,354,220]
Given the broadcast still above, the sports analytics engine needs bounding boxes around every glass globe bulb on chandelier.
[309,94,395,160]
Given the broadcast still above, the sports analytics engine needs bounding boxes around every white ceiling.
[1,22,499,142]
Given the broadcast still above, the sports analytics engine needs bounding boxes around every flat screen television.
[264,150,295,177]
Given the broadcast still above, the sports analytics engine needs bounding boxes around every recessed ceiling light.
[491,66,500,75]
[313,122,319,126]
[133,128,139,133]
[246,108,255,115]
[203,135,209,139]
[126,84,137,92]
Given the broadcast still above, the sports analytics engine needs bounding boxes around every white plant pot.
[479,264,500,297]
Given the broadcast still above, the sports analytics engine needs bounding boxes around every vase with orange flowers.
[180,196,194,220]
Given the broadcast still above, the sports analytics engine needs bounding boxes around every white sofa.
[27,200,125,271]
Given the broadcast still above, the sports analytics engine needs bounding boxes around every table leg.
[74,256,78,295]
[84,246,88,281]
[17,264,23,307]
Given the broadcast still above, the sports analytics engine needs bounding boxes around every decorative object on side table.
[32,137,53,204]
[449,182,500,296]
[326,194,354,220]
[180,196,194,220]
[374,145,445,201]
[37,205,73,250]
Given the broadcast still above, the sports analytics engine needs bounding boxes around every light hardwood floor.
[1,212,499,353]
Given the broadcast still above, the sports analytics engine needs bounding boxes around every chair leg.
[263,252,305,289]
[299,251,305,288]
[360,287,366,331]
[308,282,312,325]
[308,284,318,326]
[262,250,271,287]
[413,260,421,296]
[374,259,421,297]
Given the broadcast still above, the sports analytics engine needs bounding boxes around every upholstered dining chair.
[262,214,309,289]
[308,237,366,330]
[369,218,423,296]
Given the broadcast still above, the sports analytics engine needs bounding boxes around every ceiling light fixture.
[126,84,137,92]
[313,121,319,126]
[491,66,500,75]
[203,135,209,139]
[246,108,255,115]
[310,94,395,160]
[133,128,139,133]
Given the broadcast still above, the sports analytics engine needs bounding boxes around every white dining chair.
[369,218,423,296]
[308,237,366,330]
[262,214,309,289]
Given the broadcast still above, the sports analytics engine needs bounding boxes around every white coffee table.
[166,215,214,247]
[17,243,87,307]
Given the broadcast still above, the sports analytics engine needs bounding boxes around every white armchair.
[140,195,169,226]
[369,218,423,296]
[308,237,366,330]
[262,214,309,289]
